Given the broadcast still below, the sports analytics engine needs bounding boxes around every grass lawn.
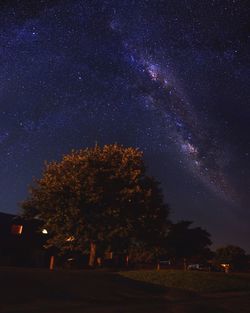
[120,270,250,293]
[0,267,250,313]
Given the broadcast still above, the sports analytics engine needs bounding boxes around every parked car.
[187,263,200,270]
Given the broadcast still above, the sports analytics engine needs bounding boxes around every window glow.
[11,224,23,235]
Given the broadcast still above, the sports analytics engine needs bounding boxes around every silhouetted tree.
[214,245,248,271]
[22,144,169,266]
[165,221,212,267]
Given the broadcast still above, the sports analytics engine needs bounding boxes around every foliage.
[165,221,212,263]
[127,243,165,263]
[214,245,248,271]
[22,144,169,264]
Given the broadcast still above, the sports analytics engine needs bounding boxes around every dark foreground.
[1,267,250,313]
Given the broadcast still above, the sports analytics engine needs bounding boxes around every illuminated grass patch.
[120,270,250,293]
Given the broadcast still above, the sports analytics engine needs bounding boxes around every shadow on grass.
[1,267,249,313]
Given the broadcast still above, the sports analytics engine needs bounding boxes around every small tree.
[22,144,169,266]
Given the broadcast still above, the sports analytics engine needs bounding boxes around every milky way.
[0,1,249,249]
[122,47,236,204]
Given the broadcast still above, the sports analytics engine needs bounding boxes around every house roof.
[0,212,16,225]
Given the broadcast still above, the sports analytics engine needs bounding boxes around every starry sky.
[0,0,249,251]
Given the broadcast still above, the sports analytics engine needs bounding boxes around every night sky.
[1,0,249,250]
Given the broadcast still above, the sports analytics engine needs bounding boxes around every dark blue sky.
[0,0,249,250]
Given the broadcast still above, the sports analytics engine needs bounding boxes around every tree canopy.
[22,144,169,265]
[165,221,212,265]
[214,245,247,271]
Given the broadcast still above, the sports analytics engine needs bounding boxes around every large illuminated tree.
[22,144,169,266]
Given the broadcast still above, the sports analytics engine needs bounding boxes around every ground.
[1,267,250,313]
[120,270,250,293]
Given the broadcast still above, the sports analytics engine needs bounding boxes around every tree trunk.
[49,255,55,270]
[88,242,96,267]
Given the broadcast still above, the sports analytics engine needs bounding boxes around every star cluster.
[0,0,249,249]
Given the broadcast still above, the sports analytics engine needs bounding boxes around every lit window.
[11,224,23,235]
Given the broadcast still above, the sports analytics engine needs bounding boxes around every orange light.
[11,224,23,235]
[66,236,75,242]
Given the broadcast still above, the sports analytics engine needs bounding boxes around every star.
[0,0,249,250]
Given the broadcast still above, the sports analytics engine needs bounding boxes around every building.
[0,212,50,267]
